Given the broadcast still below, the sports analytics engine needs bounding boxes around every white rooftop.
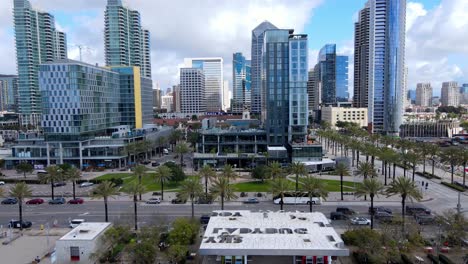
[267,146,287,151]
[60,222,111,241]
[199,210,349,257]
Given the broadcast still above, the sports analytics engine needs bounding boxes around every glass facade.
[187,58,223,112]
[0,75,18,112]
[316,44,349,105]
[336,56,349,102]
[232,52,251,113]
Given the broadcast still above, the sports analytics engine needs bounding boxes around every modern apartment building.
[222,80,230,112]
[184,58,223,112]
[152,89,162,110]
[0,75,18,112]
[307,70,319,114]
[441,82,459,107]
[460,84,468,105]
[353,3,370,108]
[161,95,174,112]
[13,0,68,125]
[104,0,151,78]
[415,83,432,107]
[172,85,181,113]
[232,52,251,114]
[180,68,206,114]
[251,21,278,114]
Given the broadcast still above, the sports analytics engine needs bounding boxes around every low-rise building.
[55,222,111,264]
[400,120,461,138]
[321,106,368,128]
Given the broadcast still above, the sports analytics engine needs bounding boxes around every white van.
[163,148,169,155]
[69,219,85,228]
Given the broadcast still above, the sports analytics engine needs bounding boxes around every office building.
[251,21,278,114]
[161,95,174,112]
[222,80,231,112]
[232,52,251,114]
[321,106,368,129]
[441,82,459,107]
[307,70,319,113]
[184,58,223,112]
[459,84,468,104]
[104,0,151,78]
[152,89,162,110]
[415,83,432,107]
[180,68,205,114]
[172,84,181,112]
[0,75,18,112]
[353,3,370,108]
[111,66,153,129]
[13,0,68,125]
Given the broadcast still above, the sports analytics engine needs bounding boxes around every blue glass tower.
[316,44,349,105]
[232,52,251,113]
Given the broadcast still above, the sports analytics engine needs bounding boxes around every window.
[70,246,80,261]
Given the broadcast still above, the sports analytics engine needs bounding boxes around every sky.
[0,0,466,97]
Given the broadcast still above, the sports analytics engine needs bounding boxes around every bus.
[273,193,322,205]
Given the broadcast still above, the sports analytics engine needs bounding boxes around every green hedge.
[0,178,123,186]
[438,254,455,264]
[441,181,466,192]
[415,171,441,180]
[0,178,42,184]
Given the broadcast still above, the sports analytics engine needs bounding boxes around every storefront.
[199,211,349,264]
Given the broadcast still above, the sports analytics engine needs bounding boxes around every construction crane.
[69,44,93,62]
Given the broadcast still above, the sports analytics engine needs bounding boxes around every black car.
[336,207,356,215]
[243,198,259,204]
[52,182,66,187]
[414,214,435,225]
[141,160,151,165]
[1,198,18,204]
[171,196,187,204]
[406,204,431,215]
[9,220,32,229]
[151,162,160,167]
[49,197,66,204]
[200,215,210,225]
[374,212,393,223]
[330,212,348,220]
[196,194,213,204]
[368,206,392,215]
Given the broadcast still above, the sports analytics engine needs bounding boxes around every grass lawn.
[232,178,360,192]
[94,173,182,191]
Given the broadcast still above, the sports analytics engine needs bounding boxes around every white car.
[0,181,5,185]
[350,217,371,225]
[79,182,94,188]
[146,197,161,204]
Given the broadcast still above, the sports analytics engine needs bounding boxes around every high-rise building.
[184,58,223,112]
[180,68,205,114]
[104,0,151,78]
[232,52,251,114]
[307,70,316,113]
[222,80,231,112]
[357,0,406,134]
[460,84,468,105]
[172,85,181,113]
[111,66,153,129]
[153,89,162,110]
[415,83,432,107]
[161,95,174,112]
[441,82,459,107]
[353,3,370,108]
[262,29,309,145]
[13,0,68,125]
[39,60,120,141]
[0,75,18,112]
[251,21,278,114]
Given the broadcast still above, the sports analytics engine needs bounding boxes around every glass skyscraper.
[251,21,278,114]
[13,0,68,125]
[232,52,251,114]
[0,75,18,112]
[105,0,152,78]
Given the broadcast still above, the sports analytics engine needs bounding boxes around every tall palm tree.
[123,182,146,230]
[289,162,307,193]
[386,177,422,231]
[335,162,350,201]
[64,167,81,200]
[9,182,32,231]
[427,144,440,177]
[405,151,421,182]
[39,165,64,200]
[178,177,203,218]
[460,149,468,187]
[156,136,167,157]
[355,161,376,179]
[175,143,190,165]
[91,181,119,222]
[210,176,237,210]
[221,164,237,183]
[355,178,384,229]
[154,165,173,200]
[199,165,216,194]
[301,176,329,212]
[270,177,291,210]
[441,148,462,184]
[268,161,283,179]
[133,165,147,200]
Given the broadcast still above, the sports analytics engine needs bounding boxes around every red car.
[68,198,84,204]
[26,198,44,205]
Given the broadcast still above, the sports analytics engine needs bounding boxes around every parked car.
[171,194,187,204]
[368,206,392,215]
[52,182,66,187]
[330,212,348,220]
[9,220,32,229]
[151,162,160,167]
[336,207,356,215]
[374,212,394,223]
[68,198,84,204]
[196,197,213,204]
[79,182,94,188]
[69,219,85,228]
[26,198,44,205]
[146,197,161,204]
[49,197,66,204]
[0,181,5,185]
[141,160,151,165]
[200,215,210,225]
[406,204,431,215]
[351,217,371,225]
[414,214,435,225]
[1,198,18,204]
[243,198,259,204]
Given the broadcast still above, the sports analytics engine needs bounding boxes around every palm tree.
[123,182,146,230]
[199,165,216,194]
[427,144,440,177]
[64,167,81,200]
[154,165,173,200]
[133,165,147,200]
[301,176,328,212]
[270,177,291,210]
[405,151,421,182]
[91,181,119,222]
[221,164,237,183]
[178,177,203,218]
[9,182,32,231]
[355,178,384,229]
[460,149,468,187]
[386,177,422,231]
[268,161,283,179]
[156,136,167,156]
[210,176,237,210]
[355,161,376,179]
[335,162,350,201]
[15,162,33,178]
[39,165,64,200]
[441,148,462,184]
[175,143,190,165]
[289,162,307,193]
